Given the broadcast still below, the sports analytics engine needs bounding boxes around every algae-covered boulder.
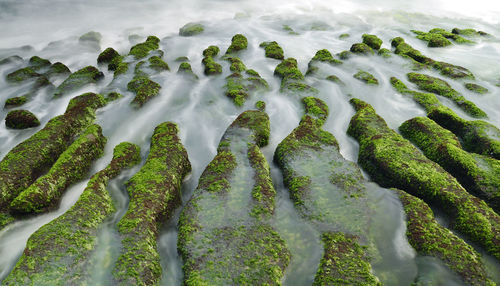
[114,122,191,285]
[347,99,500,260]
[46,62,70,78]
[53,66,104,97]
[354,70,378,85]
[452,28,490,37]
[10,124,106,214]
[4,96,27,108]
[377,48,391,58]
[201,45,222,75]
[179,22,204,36]
[309,49,342,66]
[5,109,40,129]
[127,76,161,108]
[350,43,374,55]
[6,67,40,83]
[28,56,51,70]
[259,41,285,60]
[177,62,199,80]
[274,57,317,94]
[0,93,106,210]
[395,190,494,285]
[79,31,102,45]
[4,142,140,285]
[412,28,473,47]
[148,55,169,71]
[465,83,488,94]
[362,34,383,50]
[97,47,120,65]
[225,34,248,54]
[179,110,290,285]
[129,35,160,59]
[400,117,500,213]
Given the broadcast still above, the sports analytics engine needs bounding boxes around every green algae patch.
[105,91,122,103]
[465,83,488,94]
[347,99,500,260]
[4,96,27,108]
[225,56,246,72]
[354,70,379,85]
[259,41,284,60]
[225,34,248,54]
[3,142,140,285]
[6,67,40,83]
[407,72,486,118]
[28,56,51,70]
[452,28,490,37]
[224,73,249,106]
[46,62,70,78]
[129,35,160,59]
[338,50,352,60]
[177,62,199,80]
[179,110,289,285]
[350,43,374,55]
[127,75,161,108]
[390,76,443,112]
[148,55,169,72]
[302,96,328,125]
[396,190,493,285]
[362,34,383,50]
[400,117,500,213]
[313,232,381,286]
[202,45,222,76]
[97,47,120,66]
[0,212,15,231]
[377,48,391,58]
[53,66,104,97]
[224,60,268,106]
[306,49,342,76]
[114,122,191,286]
[5,109,40,129]
[274,57,317,94]
[179,22,204,37]
[0,92,106,210]
[412,28,473,47]
[326,75,343,85]
[9,124,106,214]
[339,33,350,39]
[255,100,265,111]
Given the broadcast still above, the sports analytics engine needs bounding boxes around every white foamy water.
[1,0,500,284]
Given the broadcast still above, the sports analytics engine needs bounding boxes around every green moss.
[354,70,379,85]
[225,57,246,72]
[203,45,220,57]
[465,83,488,94]
[6,67,40,82]
[0,212,15,230]
[28,56,51,70]
[311,49,342,65]
[283,24,299,35]
[302,96,328,125]
[179,22,205,36]
[4,142,140,284]
[362,34,383,50]
[224,73,248,106]
[325,75,343,85]
[255,101,265,111]
[202,56,222,75]
[0,93,105,209]
[377,48,391,58]
[177,62,198,80]
[127,76,161,108]
[338,50,352,60]
[175,56,189,62]
[46,62,70,78]
[452,28,490,37]
[313,232,380,285]
[225,34,248,54]
[259,41,284,60]
[5,109,40,129]
[129,35,160,59]
[413,28,474,46]
[407,72,486,118]
[114,122,191,285]
[10,124,106,214]
[4,96,27,108]
[148,55,170,71]
[350,43,374,55]
[274,58,303,80]
[53,66,104,97]
[346,99,500,260]
[400,117,500,212]
[97,47,120,65]
[105,91,122,102]
[339,33,350,39]
[431,61,475,79]
[395,190,493,285]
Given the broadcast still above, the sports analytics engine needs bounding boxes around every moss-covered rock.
[274,57,317,94]
[175,56,189,62]
[179,22,204,36]
[129,35,160,59]
[339,33,350,39]
[3,142,140,284]
[79,31,102,44]
[97,47,120,65]
[114,122,191,285]
[377,48,391,58]
[177,62,198,80]
[452,28,490,37]
[412,28,473,47]
[354,70,379,85]
[5,109,40,129]
[259,41,284,60]
[325,75,343,85]
[46,62,70,78]
[6,67,40,82]
[225,34,248,54]
[308,49,342,74]
[347,99,500,260]
[127,75,161,108]
[224,73,249,106]
[407,72,486,118]
[0,55,23,66]
[148,55,169,72]
[465,83,488,94]
[338,50,352,60]
[400,117,500,213]
[395,190,493,285]
[53,66,104,97]
[225,56,246,72]
[202,46,222,76]
[0,212,15,231]
[362,34,383,50]
[28,56,51,70]
[0,93,106,210]
[255,100,265,111]
[105,91,123,102]
[203,45,220,58]
[313,232,381,286]
[179,110,290,285]
[4,96,27,108]
[350,43,374,55]
[9,124,106,214]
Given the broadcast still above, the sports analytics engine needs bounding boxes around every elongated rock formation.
[4,142,140,285]
[0,93,106,211]
[178,110,290,285]
[53,66,104,97]
[400,117,500,213]
[9,124,107,214]
[114,122,191,285]
[347,99,500,260]
[274,97,380,285]
[395,189,493,285]
[274,57,317,94]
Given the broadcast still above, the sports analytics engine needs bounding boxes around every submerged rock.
[274,57,317,94]
[259,41,285,60]
[347,99,500,260]
[179,110,290,285]
[10,124,106,214]
[53,66,104,97]
[148,55,169,72]
[177,62,198,80]
[46,62,70,78]
[127,75,161,108]
[114,122,191,285]
[396,190,493,285]
[179,22,204,36]
[353,70,378,85]
[28,56,51,70]
[79,31,102,45]
[4,96,27,108]
[5,109,40,129]
[4,142,140,284]
[6,67,40,83]
[465,82,488,94]
[400,117,500,213]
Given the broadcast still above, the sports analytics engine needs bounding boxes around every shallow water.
[1,0,500,284]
